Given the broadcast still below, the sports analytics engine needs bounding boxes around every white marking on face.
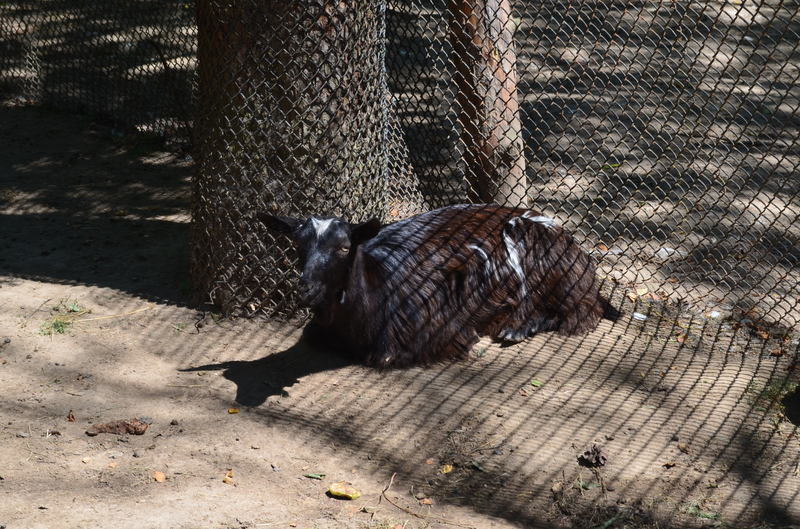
[311,217,334,238]
[521,211,558,229]
[502,231,527,297]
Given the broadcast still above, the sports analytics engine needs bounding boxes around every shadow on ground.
[2,103,800,528]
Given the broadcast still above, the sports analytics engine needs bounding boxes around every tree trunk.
[449,0,527,207]
[192,0,391,316]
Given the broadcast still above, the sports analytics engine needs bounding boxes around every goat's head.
[258,212,381,322]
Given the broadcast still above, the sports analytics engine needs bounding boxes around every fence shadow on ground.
[1,103,800,527]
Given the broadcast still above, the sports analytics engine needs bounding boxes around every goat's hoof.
[495,328,527,343]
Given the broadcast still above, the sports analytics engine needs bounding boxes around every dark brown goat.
[259,204,619,368]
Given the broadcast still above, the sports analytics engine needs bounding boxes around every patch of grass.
[40,298,90,336]
[746,380,800,414]
[683,500,721,521]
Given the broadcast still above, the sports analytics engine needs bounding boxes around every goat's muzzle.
[296,279,323,307]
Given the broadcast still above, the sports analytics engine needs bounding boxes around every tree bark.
[449,0,528,207]
[192,0,391,316]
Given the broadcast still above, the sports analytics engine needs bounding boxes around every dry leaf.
[328,481,362,500]
[420,497,434,505]
[426,459,435,465]
[223,476,234,485]
[442,464,454,474]
[677,334,688,343]
[663,461,676,468]
[636,287,649,296]
[153,471,166,482]
[678,443,690,454]
[67,410,76,422]
[597,244,609,251]
[109,462,118,469]
[627,292,638,302]
[228,408,240,414]
[578,443,608,467]
[81,457,91,464]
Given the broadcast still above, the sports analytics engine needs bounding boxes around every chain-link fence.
[2,0,799,332]
[384,0,800,335]
[0,1,196,139]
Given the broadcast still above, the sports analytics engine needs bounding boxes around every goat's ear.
[257,212,301,234]
[351,218,381,245]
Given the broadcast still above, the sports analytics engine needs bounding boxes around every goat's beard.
[309,295,337,327]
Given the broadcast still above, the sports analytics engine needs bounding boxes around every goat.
[258,204,620,368]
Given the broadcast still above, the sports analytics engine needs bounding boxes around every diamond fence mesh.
[0,0,196,139]
[2,0,799,331]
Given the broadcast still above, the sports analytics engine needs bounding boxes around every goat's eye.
[339,246,350,254]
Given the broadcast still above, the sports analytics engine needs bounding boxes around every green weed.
[40,298,90,336]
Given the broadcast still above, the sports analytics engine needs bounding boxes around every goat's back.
[336,204,610,368]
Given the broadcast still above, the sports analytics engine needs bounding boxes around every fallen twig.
[21,297,53,328]
[79,304,155,322]
[380,472,477,529]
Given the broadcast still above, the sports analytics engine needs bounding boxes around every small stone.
[671,434,680,442]
[16,432,30,438]
[605,434,615,441]
[606,484,616,492]
[108,451,124,459]
[496,412,505,417]
[170,419,179,426]
[3,338,10,344]
[498,388,505,393]
[493,449,504,456]
[133,451,141,458]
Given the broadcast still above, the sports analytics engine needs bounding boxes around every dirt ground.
[2,101,800,529]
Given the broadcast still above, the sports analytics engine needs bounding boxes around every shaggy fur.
[259,204,620,368]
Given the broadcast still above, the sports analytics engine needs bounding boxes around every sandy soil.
[2,102,800,529]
